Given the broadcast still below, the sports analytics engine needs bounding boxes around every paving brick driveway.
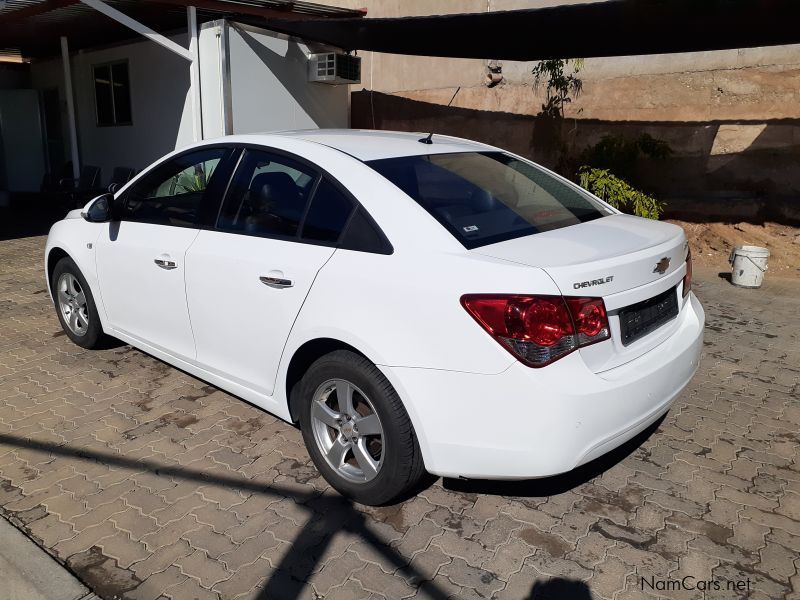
[0,234,798,600]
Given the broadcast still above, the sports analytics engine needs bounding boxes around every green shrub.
[578,166,665,220]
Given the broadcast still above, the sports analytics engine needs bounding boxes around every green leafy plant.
[172,161,218,194]
[579,166,665,220]
[531,59,584,119]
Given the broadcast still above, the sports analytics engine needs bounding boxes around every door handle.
[154,257,177,270]
[260,275,293,289]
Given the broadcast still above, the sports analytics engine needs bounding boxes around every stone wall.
[351,90,800,223]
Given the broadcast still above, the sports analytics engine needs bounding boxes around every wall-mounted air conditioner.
[307,52,361,85]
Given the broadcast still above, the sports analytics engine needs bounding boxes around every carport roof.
[0,0,366,60]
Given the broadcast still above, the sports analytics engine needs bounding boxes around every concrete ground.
[0,234,798,600]
[0,514,98,600]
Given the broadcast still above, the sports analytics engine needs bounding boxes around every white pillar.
[60,36,80,180]
[188,6,203,142]
[220,21,233,135]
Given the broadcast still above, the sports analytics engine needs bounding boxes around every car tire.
[298,350,426,506]
[51,256,107,350]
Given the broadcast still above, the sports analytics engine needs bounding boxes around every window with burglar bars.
[93,61,132,127]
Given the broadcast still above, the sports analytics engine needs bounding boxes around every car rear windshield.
[366,151,610,249]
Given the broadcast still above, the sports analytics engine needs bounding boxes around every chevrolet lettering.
[573,276,614,290]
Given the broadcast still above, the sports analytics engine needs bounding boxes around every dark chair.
[40,161,74,195]
[106,167,136,193]
[58,165,101,208]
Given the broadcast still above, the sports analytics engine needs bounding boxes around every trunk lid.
[474,214,686,295]
[473,214,690,372]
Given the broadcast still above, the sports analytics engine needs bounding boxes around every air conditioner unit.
[308,52,361,85]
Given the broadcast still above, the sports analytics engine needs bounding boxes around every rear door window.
[367,152,610,248]
[217,149,317,238]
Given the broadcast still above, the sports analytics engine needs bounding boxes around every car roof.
[251,129,497,162]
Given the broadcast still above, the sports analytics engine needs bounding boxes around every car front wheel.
[298,350,426,505]
[51,256,106,349]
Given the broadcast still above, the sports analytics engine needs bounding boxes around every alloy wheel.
[310,378,385,483]
[57,272,89,337]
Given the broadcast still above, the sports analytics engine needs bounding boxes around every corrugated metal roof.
[0,0,365,59]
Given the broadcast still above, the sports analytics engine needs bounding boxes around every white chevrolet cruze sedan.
[45,130,704,505]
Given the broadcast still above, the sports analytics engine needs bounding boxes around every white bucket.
[729,245,770,288]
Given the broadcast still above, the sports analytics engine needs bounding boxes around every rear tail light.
[461,294,610,367]
[567,298,610,344]
[683,247,693,297]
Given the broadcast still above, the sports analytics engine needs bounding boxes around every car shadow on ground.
[0,431,449,599]
[0,429,608,599]
[442,415,665,498]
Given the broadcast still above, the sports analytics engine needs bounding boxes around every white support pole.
[219,20,233,135]
[80,0,193,61]
[60,36,80,181]
[188,6,203,141]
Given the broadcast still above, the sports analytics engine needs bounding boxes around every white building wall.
[228,24,349,132]
[29,23,351,187]
[199,21,349,137]
[30,32,195,186]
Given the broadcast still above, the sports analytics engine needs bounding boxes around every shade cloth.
[263,0,800,60]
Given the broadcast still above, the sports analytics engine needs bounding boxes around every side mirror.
[81,193,115,223]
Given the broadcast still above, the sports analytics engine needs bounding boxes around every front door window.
[118,148,228,227]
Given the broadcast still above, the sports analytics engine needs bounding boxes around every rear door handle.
[260,270,293,288]
[154,257,177,270]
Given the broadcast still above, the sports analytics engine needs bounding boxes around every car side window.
[217,149,317,238]
[339,207,392,254]
[300,178,355,243]
[118,148,227,227]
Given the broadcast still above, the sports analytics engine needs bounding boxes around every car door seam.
[182,229,203,361]
[271,248,339,395]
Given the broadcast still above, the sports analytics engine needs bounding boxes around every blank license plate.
[619,286,679,346]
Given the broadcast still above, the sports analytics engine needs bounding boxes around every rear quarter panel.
[281,247,563,375]
[278,246,563,471]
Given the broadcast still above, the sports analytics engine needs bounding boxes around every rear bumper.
[384,292,704,479]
